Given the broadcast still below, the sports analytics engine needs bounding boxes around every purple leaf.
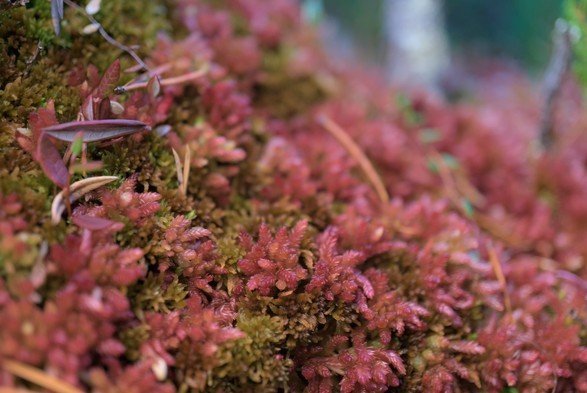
[98,97,112,120]
[154,124,171,136]
[42,119,151,143]
[87,64,101,90]
[37,133,68,188]
[96,59,121,98]
[147,75,161,98]
[72,215,117,230]
[82,95,95,121]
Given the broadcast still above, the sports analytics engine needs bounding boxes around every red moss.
[238,220,309,296]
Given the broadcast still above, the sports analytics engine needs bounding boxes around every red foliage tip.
[238,220,309,295]
[306,228,372,309]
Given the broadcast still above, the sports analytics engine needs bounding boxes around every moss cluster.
[3,0,587,392]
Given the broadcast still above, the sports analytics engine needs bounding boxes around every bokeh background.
[318,0,563,76]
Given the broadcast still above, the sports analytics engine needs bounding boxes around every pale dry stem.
[317,115,389,205]
[2,359,83,393]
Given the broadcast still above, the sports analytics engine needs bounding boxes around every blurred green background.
[322,0,563,71]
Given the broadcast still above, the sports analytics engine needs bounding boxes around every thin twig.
[62,0,149,71]
[171,146,192,197]
[317,115,389,205]
[25,40,43,76]
[430,150,530,250]
[539,19,579,150]
[171,148,183,187]
[487,245,512,316]
[124,62,172,78]
[182,145,191,196]
[2,359,83,393]
[120,67,208,92]
[474,212,530,250]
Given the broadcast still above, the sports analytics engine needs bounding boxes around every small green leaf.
[395,92,412,109]
[461,198,474,218]
[195,115,206,127]
[71,133,83,157]
[500,388,519,393]
[441,153,460,169]
[426,158,439,173]
[419,128,442,143]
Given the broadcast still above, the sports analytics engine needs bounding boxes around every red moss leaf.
[72,215,117,231]
[147,75,161,98]
[96,59,121,98]
[37,133,68,188]
[87,64,101,90]
[98,97,112,120]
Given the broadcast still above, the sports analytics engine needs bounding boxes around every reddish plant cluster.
[3,0,587,392]
[300,333,406,393]
[0,224,149,387]
[305,228,373,317]
[74,174,161,225]
[238,220,309,296]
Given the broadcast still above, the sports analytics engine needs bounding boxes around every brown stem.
[2,359,83,393]
[317,115,389,205]
[122,67,208,92]
[182,145,191,197]
[63,0,149,71]
[487,245,512,316]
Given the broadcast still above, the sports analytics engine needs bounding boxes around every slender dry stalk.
[122,67,208,92]
[474,212,530,250]
[317,115,389,205]
[62,0,149,71]
[172,148,183,186]
[182,145,191,196]
[430,149,530,250]
[172,146,191,196]
[487,245,512,316]
[2,359,83,393]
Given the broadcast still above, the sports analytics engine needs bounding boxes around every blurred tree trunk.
[385,0,449,91]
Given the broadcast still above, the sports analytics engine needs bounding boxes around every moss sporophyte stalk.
[1,0,587,392]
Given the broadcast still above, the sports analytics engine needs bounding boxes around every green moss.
[118,323,150,362]
[0,4,78,124]
[62,0,170,73]
[210,313,291,391]
[0,0,171,126]
[99,134,177,186]
[0,230,43,289]
[253,47,327,118]
[242,293,327,349]
[132,273,188,317]
[216,235,246,273]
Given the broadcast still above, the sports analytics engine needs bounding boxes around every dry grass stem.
[488,245,512,316]
[182,145,191,196]
[317,115,389,205]
[123,67,208,92]
[2,359,83,393]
